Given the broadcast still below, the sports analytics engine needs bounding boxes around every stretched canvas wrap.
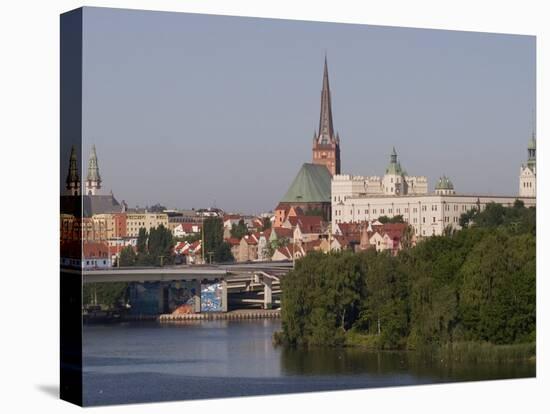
[60,6,536,407]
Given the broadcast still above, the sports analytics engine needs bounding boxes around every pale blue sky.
[76,7,535,213]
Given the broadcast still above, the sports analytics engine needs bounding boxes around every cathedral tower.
[312,56,341,176]
[65,145,80,196]
[85,145,102,196]
[519,132,536,197]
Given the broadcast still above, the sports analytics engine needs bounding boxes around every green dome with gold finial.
[435,175,454,191]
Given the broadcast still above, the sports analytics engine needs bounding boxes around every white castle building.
[519,132,536,197]
[332,140,536,237]
[332,148,427,204]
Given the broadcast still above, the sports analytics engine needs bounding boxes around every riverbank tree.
[278,203,536,350]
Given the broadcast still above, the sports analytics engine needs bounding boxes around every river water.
[82,320,534,406]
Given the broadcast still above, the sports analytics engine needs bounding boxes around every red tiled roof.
[274,203,291,212]
[292,215,325,233]
[242,235,258,245]
[174,241,190,254]
[267,227,294,239]
[83,242,109,258]
[332,235,357,249]
[225,237,241,246]
[189,240,201,251]
[379,223,408,240]
[275,246,292,260]
[181,223,201,232]
[288,206,304,216]
[302,239,322,252]
[335,222,362,236]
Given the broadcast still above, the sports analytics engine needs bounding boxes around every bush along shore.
[275,202,536,362]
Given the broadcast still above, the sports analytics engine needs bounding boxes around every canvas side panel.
[60,7,83,407]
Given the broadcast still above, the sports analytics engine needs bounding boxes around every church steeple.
[312,55,341,175]
[65,145,80,196]
[85,145,102,195]
[527,131,536,170]
[318,56,335,145]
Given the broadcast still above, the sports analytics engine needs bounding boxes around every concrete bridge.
[77,261,293,312]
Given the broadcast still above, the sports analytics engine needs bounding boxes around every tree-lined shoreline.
[275,202,535,360]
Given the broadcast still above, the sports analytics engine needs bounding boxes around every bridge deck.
[69,261,292,284]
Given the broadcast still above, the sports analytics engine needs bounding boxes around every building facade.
[126,212,169,237]
[333,194,535,237]
[332,142,536,237]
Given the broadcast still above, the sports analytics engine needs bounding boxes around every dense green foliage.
[137,228,148,254]
[230,219,249,239]
[203,217,234,263]
[85,224,176,307]
[133,225,175,266]
[83,282,128,308]
[118,245,137,266]
[261,216,272,231]
[174,233,201,244]
[121,225,176,266]
[279,203,535,350]
[378,215,405,224]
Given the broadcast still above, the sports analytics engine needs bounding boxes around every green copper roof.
[435,175,454,190]
[385,147,405,175]
[281,163,331,203]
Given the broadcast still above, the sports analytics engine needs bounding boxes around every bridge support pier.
[158,282,168,314]
[263,278,272,310]
[192,279,201,313]
[221,279,228,312]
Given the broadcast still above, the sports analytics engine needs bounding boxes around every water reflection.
[82,320,534,406]
[280,346,535,381]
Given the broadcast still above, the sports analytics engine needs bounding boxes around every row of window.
[334,216,459,228]
[334,203,487,220]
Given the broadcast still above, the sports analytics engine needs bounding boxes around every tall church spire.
[65,145,80,196]
[317,55,335,145]
[312,55,341,175]
[527,130,536,170]
[86,145,102,195]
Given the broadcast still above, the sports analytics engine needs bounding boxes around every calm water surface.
[83,320,534,406]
